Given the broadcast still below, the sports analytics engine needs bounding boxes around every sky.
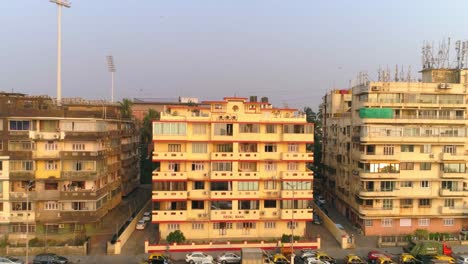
[1,1,467,110]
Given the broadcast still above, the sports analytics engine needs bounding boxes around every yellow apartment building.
[152,96,314,240]
[0,92,140,243]
[321,69,468,236]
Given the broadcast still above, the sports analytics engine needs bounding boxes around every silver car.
[216,253,241,264]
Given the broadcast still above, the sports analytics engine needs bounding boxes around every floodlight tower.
[50,0,71,106]
[107,56,116,102]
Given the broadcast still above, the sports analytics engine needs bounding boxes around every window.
[381,181,394,191]
[382,199,393,210]
[73,161,83,171]
[401,181,413,188]
[266,124,276,133]
[9,120,30,131]
[444,199,454,208]
[265,222,276,228]
[238,181,258,191]
[44,182,58,190]
[401,199,413,208]
[383,145,394,155]
[381,219,393,227]
[264,144,277,152]
[239,124,259,133]
[168,144,181,152]
[443,218,454,226]
[287,221,298,229]
[168,162,181,172]
[191,201,204,209]
[364,220,373,227]
[153,123,186,136]
[441,181,455,190]
[418,218,430,226]
[10,160,34,171]
[0,202,3,212]
[282,181,312,190]
[0,119,2,131]
[45,142,58,151]
[287,162,299,171]
[288,144,299,153]
[264,181,277,190]
[168,224,180,230]
[45,161,58,170]
[401,145,414,152]
[419,199,430,207]
[44,201,59,210]
[212,162,232,171]
[0,161,2,170]
[11,224,35,233]
[441,163,466,173]
[420,162,431,170]
[400,162,414,170]
[192,143,207,153]
[237,222,256,229]
[213,124,233,136]
[192,162,204,171]
[192,223,204,230]
[238,162,256,172]
[12,202,31,211]
[264,200,276,208]
[192,124,207,135]
[264,162,277,171]
[443,145,456,154]
[213,222,233,229]
[215,143,233,152]
[420,181,430,188]
[0,141,2,151]
[239,143,257,152]
[72,143,85,151]
[193,181,204,190]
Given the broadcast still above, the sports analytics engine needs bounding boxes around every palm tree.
[141,108,160,144]
[119,98,133,119]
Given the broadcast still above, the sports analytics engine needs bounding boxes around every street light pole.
[286,182,295,264]
[25,180,35,264]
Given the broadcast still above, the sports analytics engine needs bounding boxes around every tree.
[166,230,186,244]
[141,108,160,144]
[303,107,323,166]
[140,108,160,184]
[119,98,133,119]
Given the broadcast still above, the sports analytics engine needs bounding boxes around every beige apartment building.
[321,69,468,236]
[0,92,140,243]
[152,96,314,240]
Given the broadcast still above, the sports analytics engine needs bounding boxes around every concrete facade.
[321,69,468,236]
[0,92,140,243]
[152,96,314,240]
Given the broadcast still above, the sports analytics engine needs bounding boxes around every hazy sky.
[1,1,467,109]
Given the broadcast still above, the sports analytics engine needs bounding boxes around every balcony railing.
[152,191,187,200]
[152,152,187,161]
[153,210,187,222]
[211,210,260,221]
[281,171,313,180]
[60,170,104,180]
[281,190,313,199]
[281,209,313,220]
[153,171,187,181]
[9,212,35,222]
[281,153,314,161]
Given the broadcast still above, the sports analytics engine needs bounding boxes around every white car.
[0,257,24,264]
[143,211,151,222]
[136,219,147,230]
[186,252,213,264]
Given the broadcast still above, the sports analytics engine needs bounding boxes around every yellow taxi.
[345,254,365,264]
[432,255,455,264]
[399,253,416,264]
[377,256,396,264]
[273,254,290,264]
[147,253,170,264]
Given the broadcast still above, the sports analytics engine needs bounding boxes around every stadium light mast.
[106,55,116,102]
[50,0,71,106]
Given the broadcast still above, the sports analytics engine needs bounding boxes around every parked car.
[143,212,152,222]
[32,253,69,264]
[148,253,170,264]
[398,253,417,264]
[0,256,23,264]
[301,250,318,260]
[456,255,468,264]
[185,252,213,264]
[376,256,396,264]
[314,252,336,264]
[313,215,323,225]
[136,219,147,230]
[345,254,366,264]
[273,254,289,264]
[215,253,241,264]
[368,251,393,264]
[431,255,455,264]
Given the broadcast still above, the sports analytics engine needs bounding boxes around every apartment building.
[152,96,314,240]
[321,69,468,235]
[0,92,140,242]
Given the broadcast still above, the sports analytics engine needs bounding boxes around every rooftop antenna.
[407,65,412,82]
[50,0,71,106]
[106,55,116,102]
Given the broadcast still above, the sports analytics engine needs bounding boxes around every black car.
[33,253,69,264]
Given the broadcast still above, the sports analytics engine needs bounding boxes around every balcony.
[281,171,313,180]
[152,191,187,200]
[211,152,236,160]
[36,211,61,222]
[35,190,60,200]
[234,133,263,142]
[282,133,313,142]
[439,152,467,161]
[211,210,261,221]
[359,189,399,197]
[60,208,107,223]
[60,171,103,181]
[439,189,466,197]
[440,172,466,179]
[280,209,313,220]
[9,212,35,222]
[188,190,209,199]
[152,171,187,181]
[259,209,280,219]
[152,152,187,161]
[33,151,60,160]
[187,210,210,221]
[259,191,280,199]
[60,150,106,159]
[29,131,64,141]
[281,153,314,161]
[281,190,313,199]
[9,192,36,201]
[0,170,7,180]
[261,152,281,160]
[439,206,468,215]
[358,171,400,179]
[187,172,209,181]
[64,131,108,141]
[60,190,101,200]
[153,210,187,222]
[211,191,235,200]
[210,171,260,181]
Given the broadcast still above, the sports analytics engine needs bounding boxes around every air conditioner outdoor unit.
[58,224,65,229]
[371,86,381,91]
